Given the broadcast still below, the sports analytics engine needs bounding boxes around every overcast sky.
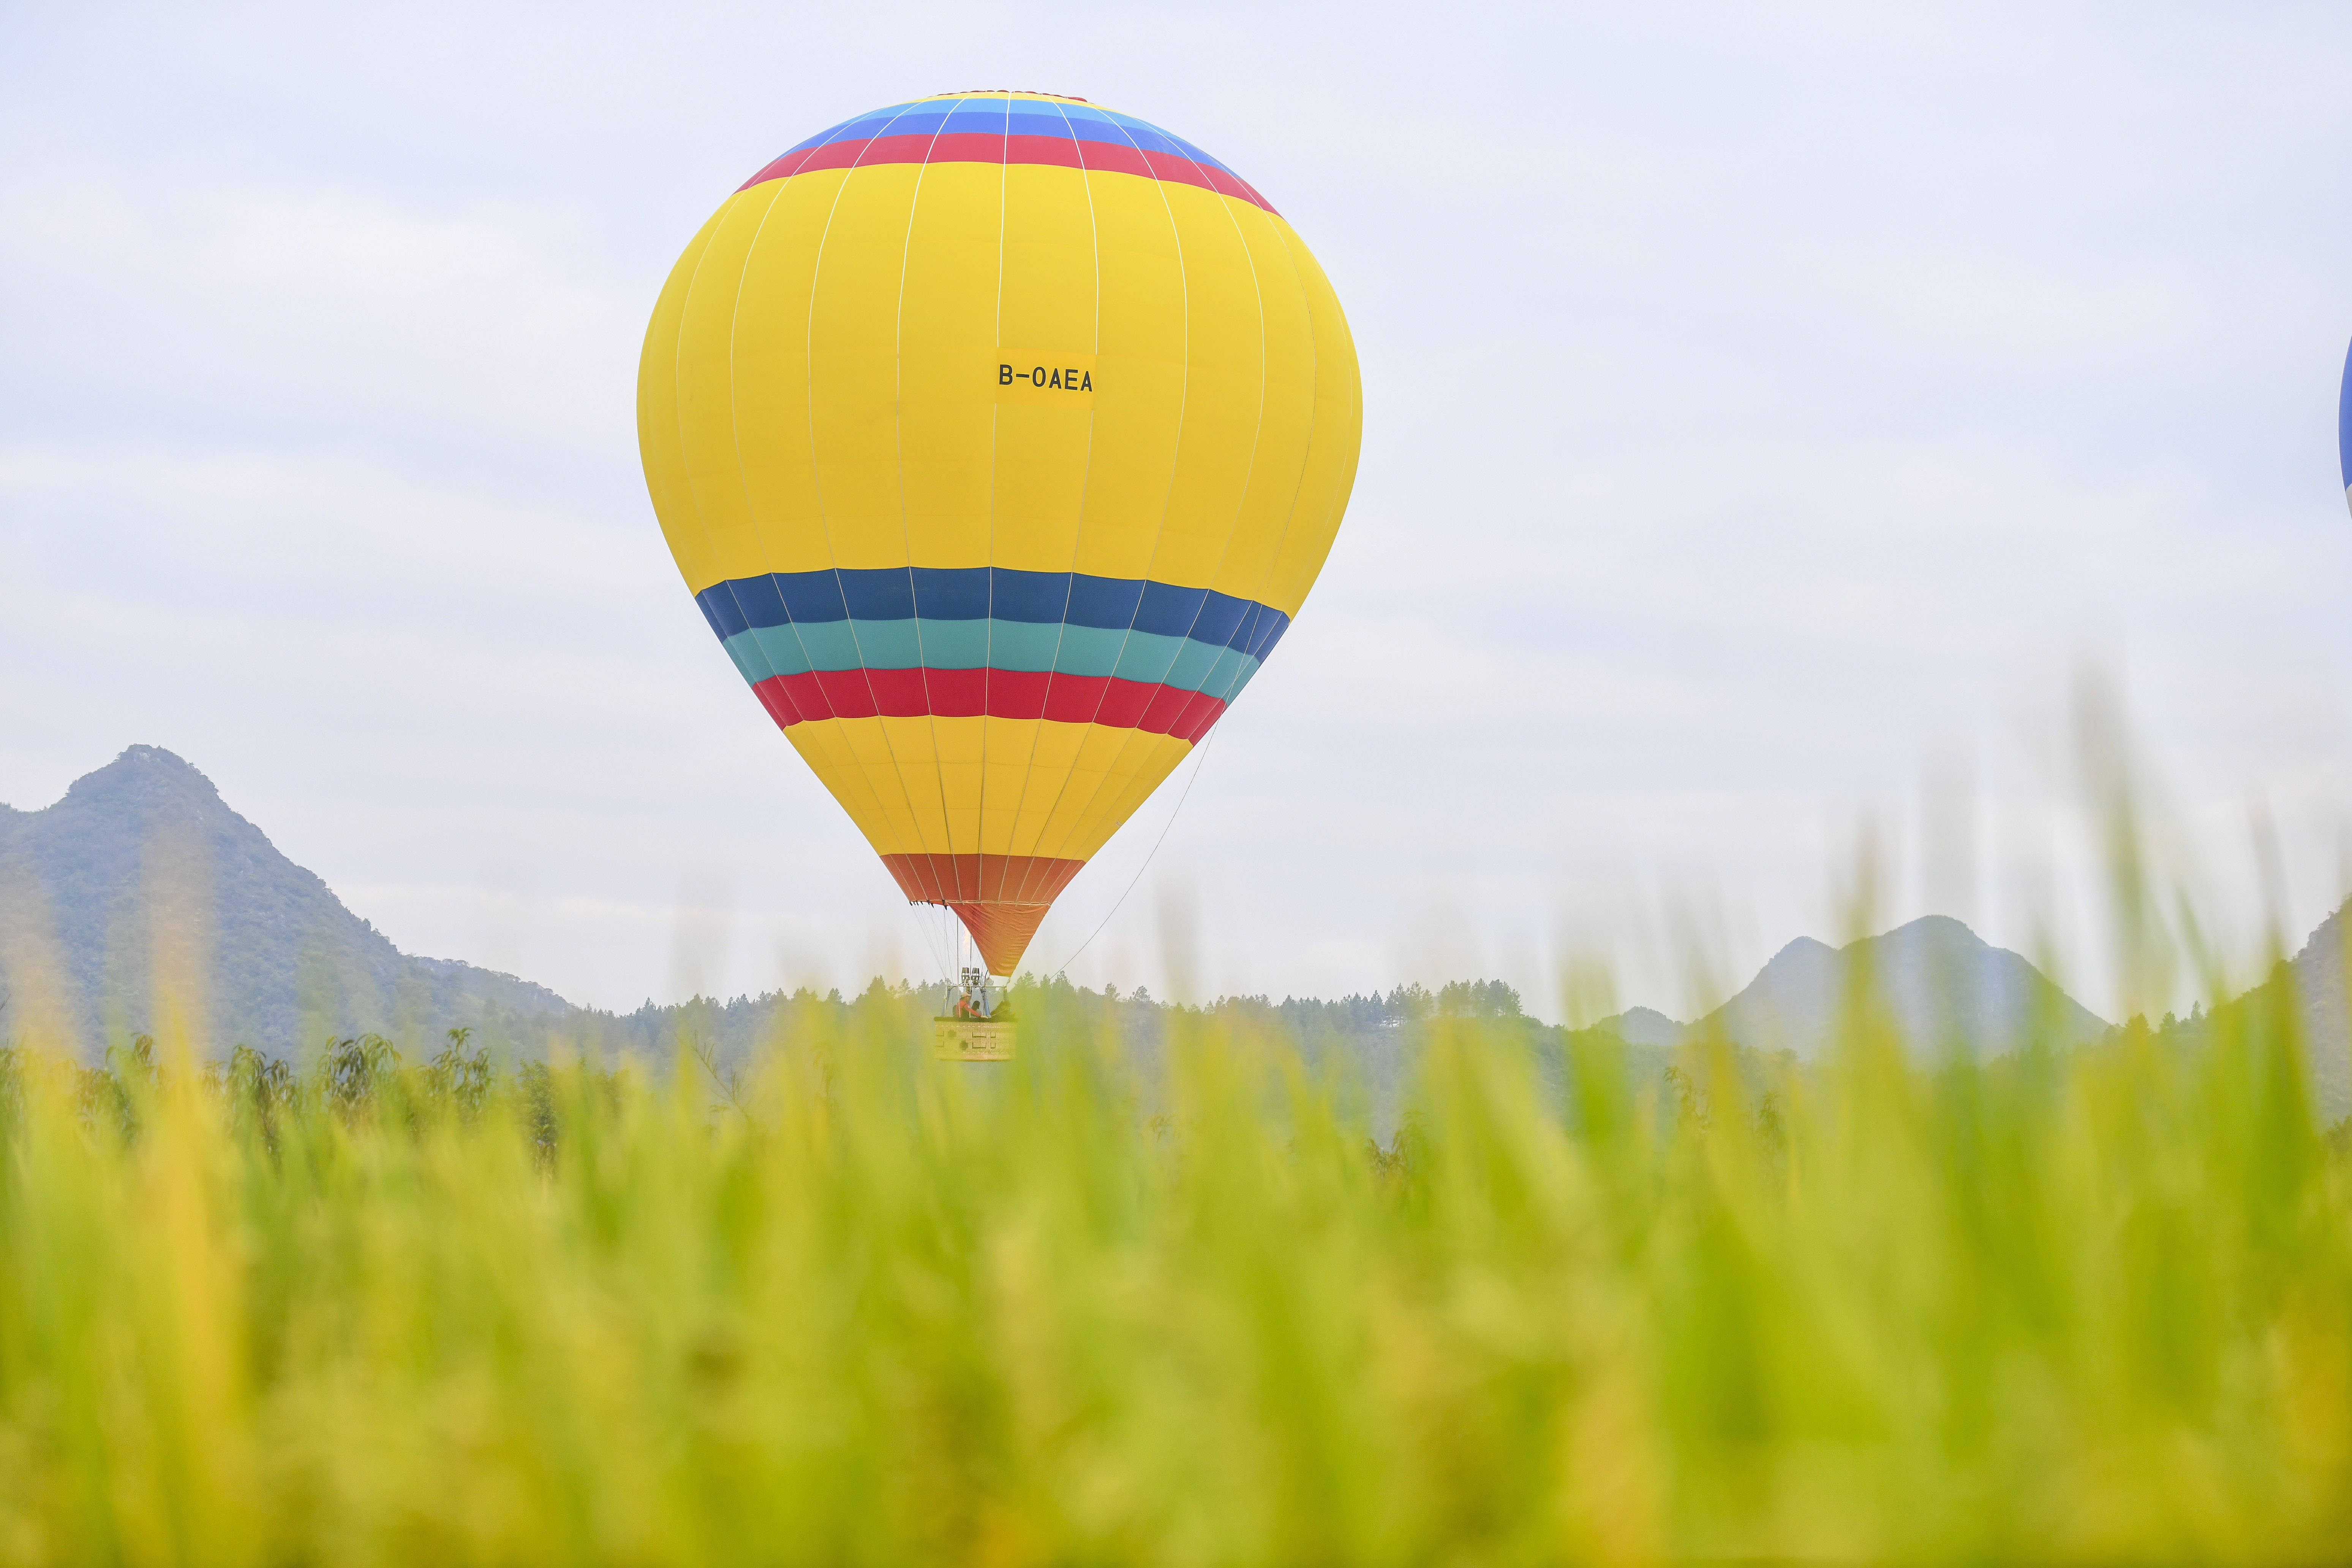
[5,2,2350,1021]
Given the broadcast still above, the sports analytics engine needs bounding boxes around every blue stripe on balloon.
[695,568,1290,660]
[773,97,1239,175]
[780,103,920,154]
[2339,337,2351,490]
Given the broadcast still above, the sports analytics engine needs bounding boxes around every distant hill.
[11,746,2346,1129]
[0,746,571,1059]
[1594,1005,1688,1047]
[2283,904,2352,1120]
[2170,901,2352,1124]
[1599,915,2110,1059]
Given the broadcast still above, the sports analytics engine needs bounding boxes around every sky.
[5,2,2350,1022]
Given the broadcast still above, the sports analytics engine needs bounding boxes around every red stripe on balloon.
[738,135,1278,213]
[736,145,826,188]
[752,669,1227,743]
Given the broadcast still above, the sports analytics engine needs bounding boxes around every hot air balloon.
[637,91,1362,1005]
[2340,337,2351,515]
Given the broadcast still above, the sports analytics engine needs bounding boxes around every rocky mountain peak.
[0,746,572,1059]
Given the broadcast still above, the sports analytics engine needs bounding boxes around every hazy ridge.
[0,747,569,1059]
[1599,917,2111,1059]
[3,746,2346,1123]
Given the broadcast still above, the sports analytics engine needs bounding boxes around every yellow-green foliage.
[1,982,2349,1566]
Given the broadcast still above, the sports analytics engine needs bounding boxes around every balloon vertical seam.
[995,96,1113,915]
[1005,105,1197,886]
[798,100,961,901]
[888,101,965,895]
[1029,117,1272,893]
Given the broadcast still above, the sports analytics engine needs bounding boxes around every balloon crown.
[942,89,1091,102]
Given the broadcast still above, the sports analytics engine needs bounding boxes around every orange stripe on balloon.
[880,853,1086,905]
[878,854,1084,975]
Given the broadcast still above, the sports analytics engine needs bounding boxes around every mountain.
[1599,915,2110,1060]
[0,746,571,1059]
[1592,1005,1688,1047]
[2177,901,2352,1124]
[10,746,2337,1127]
[1709,917,2111,1058]
[2283,904,2352,1120]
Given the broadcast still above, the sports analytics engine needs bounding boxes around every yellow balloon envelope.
[638,91,1362,974]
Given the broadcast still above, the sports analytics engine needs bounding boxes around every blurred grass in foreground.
[1,964,2350,1566]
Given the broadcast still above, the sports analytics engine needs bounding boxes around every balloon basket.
[933,1016,1016,1062]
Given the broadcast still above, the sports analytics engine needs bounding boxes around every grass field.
[2,959,2349,1565]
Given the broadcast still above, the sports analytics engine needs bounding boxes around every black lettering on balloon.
[995,361,1096,394]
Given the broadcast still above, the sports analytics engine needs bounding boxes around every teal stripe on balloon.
[720,618,1264,697]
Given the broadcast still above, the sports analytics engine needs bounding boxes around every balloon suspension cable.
[1051,726,1220,977]
[910,902,953,991]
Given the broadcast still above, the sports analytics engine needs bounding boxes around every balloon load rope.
[912,903,956,993]
[1050,724,1220,979]
[931,917,1017,1062]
